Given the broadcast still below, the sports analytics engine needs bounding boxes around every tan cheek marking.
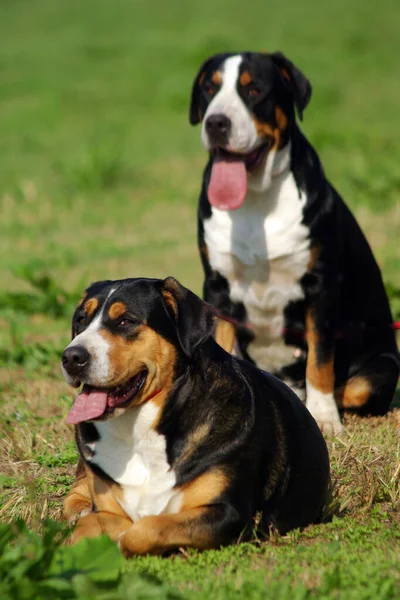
[275,106,288,131]
[179,468,229,511]
[305,311,334,395]
[100,327,153,384]
[252,118,274,138]
[99,328,177,414]
[108,301,127,320]
[335,377,371,409]
[239,71,252,86]
[252,116,280,150]
[211,71,222,85]
[281,68,291,82]
[84,298,99,317]
[307,245,322,271]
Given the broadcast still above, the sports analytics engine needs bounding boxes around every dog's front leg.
[119,504,241,557]
[71,511,133,544]
[64,458,93,525]
[305,306,343,435]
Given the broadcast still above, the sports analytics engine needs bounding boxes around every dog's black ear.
[189,57,213,125]
[270,52,312,120]
[160,277,216,357]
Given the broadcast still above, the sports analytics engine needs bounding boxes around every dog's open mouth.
[213,144,270,172]
[246,143,271,171]
[208,144,270,211]
[65,371,147,425]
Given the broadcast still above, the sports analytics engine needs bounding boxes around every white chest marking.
[90,402,182,522]
[204,167,310,371]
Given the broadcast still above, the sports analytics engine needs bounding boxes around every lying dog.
[189,51,399,434]
[62,277,330,555]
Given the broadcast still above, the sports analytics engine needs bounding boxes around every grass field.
[1,0,400,598]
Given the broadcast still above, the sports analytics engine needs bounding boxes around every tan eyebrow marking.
[275,106,288,130]
[108,301,127,320]
[84,298,99,317]
[199,71,205,86]
[211,71,222,85]
[239,71,252,86]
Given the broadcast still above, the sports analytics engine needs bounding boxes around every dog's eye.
[203,81,219,97]
[245,85,262,98]
[74,314,86,334]
[117,318,136,328]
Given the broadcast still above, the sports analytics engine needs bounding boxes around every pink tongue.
[208,153,247,210]
[65,387,108,425]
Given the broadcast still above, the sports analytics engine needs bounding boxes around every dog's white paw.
[315,413,344,436]
[306,386,344,436]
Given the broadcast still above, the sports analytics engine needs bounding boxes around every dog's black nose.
[205,114,231,139]
[62,346,90,375]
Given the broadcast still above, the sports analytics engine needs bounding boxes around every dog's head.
[190,51,311,206]
[62,277,215,424]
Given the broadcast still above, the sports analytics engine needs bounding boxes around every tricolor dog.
[189,51,399,434]
[62,277,330,555]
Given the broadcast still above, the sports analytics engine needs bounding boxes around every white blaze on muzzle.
[201,55,260,154]
[61,288,118,387]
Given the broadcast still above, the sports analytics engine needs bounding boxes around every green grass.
[1,0,400,598]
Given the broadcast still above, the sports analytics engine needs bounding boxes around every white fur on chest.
[204,169,310,370]
[89,402,182,522]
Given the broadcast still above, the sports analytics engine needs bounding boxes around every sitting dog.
[189,51,399,434]
[62,276,330,556]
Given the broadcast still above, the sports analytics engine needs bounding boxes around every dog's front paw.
[317,415,344,436]
[306,392,344,436]
[117,531,133,558]
[72,507,92,525]
[64,497,93,526]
